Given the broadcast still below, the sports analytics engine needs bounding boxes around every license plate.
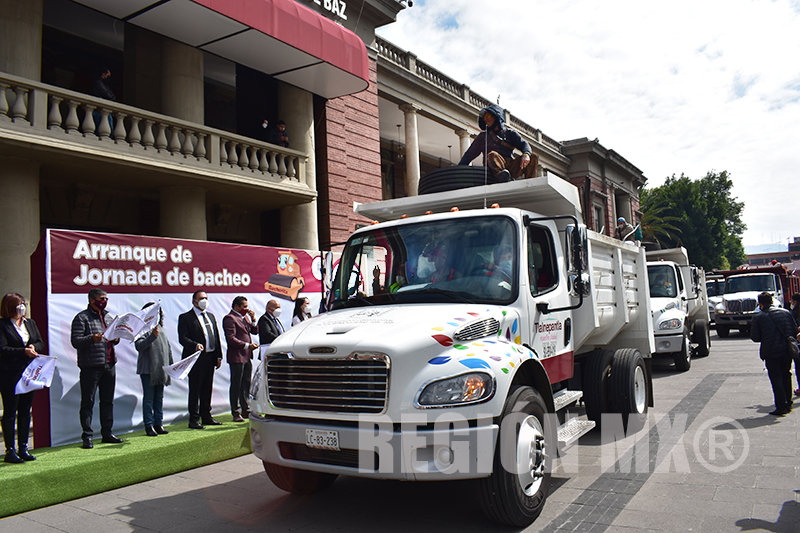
[306,429,340,451]
[739,321,748,326]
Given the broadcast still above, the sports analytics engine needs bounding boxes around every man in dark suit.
[178,290,223,429]
[258,299,285,348]
[223,296,258,422]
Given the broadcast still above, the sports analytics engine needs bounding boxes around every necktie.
[202,312,216,352]
[273,315,284,334]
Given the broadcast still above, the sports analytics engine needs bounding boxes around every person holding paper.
[70,288,122,449]
[223,296,258,422]
[134,302,173,437]
[0,293,44,463]
[178,291,223,429]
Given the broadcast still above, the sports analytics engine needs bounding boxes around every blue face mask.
[500,260,512,272]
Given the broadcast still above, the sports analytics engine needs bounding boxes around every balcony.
[0,72,314,210]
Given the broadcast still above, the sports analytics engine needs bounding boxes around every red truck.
[711,264,800,337]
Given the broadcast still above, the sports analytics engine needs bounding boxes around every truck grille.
[727,299,757,313]
[266,355,389,414]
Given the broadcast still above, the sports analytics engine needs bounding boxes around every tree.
[639,171,746,271]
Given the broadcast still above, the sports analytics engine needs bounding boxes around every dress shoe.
[496,169,512,182]
[82,438,94,449]
[188,421,205,430]
[242,410,250,419]
[202,418,222,426]
[232,415,245,422]
[145,426,158,437]
[769,408,789,416]
[18,445,35,461]
[102,434,123,444]
[154,425,169,435]
[3,449,24,464]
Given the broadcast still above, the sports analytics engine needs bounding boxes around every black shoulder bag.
[766,309,800,362]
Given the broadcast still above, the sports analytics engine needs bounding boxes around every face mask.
[94,299,108,311]
[196,298,208,311]
[262,122,268,128]
[16,304,26,317]
[500,260,512,272]
[272,308,282,318]
[303,305,310,313]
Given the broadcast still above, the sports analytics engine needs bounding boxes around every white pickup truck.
[248,173,655,527]
[646,247,711,371]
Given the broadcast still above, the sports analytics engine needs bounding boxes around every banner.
[32,229,327,447]
[164,350,201,381]
[103,300,161,342]
[16,355,57,394]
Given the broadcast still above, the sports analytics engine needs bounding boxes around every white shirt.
[192,306,215,352]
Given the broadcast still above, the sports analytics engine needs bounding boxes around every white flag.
[16,355,57,394]
[163,350,201,380]
[103,300,162,342]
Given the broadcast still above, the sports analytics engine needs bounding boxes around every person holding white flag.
[0,293,45,463]
[70,288,122,449]
[134,302,173,437]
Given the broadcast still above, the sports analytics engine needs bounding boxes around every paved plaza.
[1,333,798,532]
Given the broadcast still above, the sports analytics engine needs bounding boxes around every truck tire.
[717,326,730,338]
[609,348,649,433]
[693,319,711,357]
[263,462,338,495]
[582,349,615,425]
[418,166,505,195]
[477,385,552,527]
[673,334,691,372]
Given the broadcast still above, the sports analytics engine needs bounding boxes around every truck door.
[526,224,573,384]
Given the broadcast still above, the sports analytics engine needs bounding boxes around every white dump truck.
[646,248,711,371]
[248,172,655,527]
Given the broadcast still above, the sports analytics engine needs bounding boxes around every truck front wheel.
[477,385,552,527]
[717,326,730,338]
[673,334,691,372]
[263,462,338,495]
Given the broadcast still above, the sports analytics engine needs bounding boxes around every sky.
[376,0,800,250]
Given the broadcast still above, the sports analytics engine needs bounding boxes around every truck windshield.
[330,215,517,309]
[706,280,724,297]
[725,274,775,294]
[647,264,678,298]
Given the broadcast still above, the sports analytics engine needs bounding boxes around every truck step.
[553,389,583,412]
[557,418,596,448]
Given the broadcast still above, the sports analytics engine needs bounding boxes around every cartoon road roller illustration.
[265,250,305,301]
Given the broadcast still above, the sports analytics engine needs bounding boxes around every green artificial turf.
[0,414,252,518]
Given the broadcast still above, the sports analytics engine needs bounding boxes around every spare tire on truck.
[418,166,509,195]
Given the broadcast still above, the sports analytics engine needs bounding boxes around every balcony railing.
[376,36,561,156]
[0,72,308,187]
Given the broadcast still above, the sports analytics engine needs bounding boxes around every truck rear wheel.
[477,385,552,527]
[609,349,649,432]
[673,334,691,372]
[693,319,711,357]
[582,349,615,424]
[263,462,338,495]
[717,326,730,338]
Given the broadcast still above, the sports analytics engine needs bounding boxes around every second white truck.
[248,173,655,527]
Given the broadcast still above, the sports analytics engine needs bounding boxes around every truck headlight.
[658,319,682,330]
[715,303,726,313]
[416,372,494,407]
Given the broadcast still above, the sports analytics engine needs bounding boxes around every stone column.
[456,129,472,161]
[400,104,421,196]
[0,157,40,300]
[159,186,207,240]
[278,82,318,250]
[161,38,204,123]
[0,0,43,80]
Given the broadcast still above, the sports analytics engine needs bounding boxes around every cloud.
[378,0,800,246]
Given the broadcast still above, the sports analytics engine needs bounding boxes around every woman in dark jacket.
[134,303,173,437]
[0,293,44,463]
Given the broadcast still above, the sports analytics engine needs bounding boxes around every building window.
[593,205,605,234]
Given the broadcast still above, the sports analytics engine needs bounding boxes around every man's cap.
[617,217,626,223]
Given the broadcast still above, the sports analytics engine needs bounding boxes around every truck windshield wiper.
[412,286,476,304]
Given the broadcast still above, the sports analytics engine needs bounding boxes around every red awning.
[73,0,369,99]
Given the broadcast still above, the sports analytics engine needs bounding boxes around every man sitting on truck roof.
[458,104,537,182]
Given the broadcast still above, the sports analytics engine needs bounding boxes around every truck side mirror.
[565,224,588,273]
